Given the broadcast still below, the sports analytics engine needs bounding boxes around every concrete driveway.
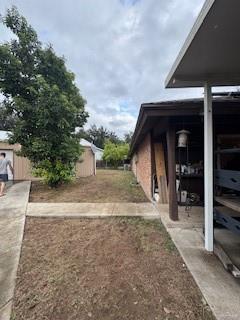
[0,181,31,320]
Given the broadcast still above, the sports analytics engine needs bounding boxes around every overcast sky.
[0,0,207,137]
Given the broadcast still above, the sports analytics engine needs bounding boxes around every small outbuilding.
[0,132,96,180]
[78,139,96,177]
[0,131,32,180]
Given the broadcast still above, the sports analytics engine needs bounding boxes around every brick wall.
[132,133,152,200]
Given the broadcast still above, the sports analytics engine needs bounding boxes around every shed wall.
[0,142,33,180]
[76,147,96,177]
[0,142,95,180]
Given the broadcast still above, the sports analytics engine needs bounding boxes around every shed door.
[0,149,14,180]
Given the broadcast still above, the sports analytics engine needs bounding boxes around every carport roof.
[165,0,240,88]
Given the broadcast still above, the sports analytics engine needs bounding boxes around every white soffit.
[165,0,240,88]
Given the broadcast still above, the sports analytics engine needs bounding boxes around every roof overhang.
[130,100,203,155]
[165,0,240,88]
[130,98,240,156]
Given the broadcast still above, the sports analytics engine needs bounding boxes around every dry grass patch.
[30,169,147,203]
[12,218,215,320]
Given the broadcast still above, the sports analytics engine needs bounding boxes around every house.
[92,145,104,161]
[131,96,240,210]
[131,0,240,280]
[0,132,96,180]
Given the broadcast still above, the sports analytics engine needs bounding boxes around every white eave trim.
[165,0,215,88]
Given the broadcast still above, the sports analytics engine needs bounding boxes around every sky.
[0,0,207,137]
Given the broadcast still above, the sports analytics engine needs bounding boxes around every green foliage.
[81,125,121,149]
[0,7,88,187]
[103,141,129,167]
[0,103,16,130]
[33,160,75,186]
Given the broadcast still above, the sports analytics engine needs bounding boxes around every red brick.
[132,133,152,200]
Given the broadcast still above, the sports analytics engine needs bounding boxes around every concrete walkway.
[27,202,159,218]
[0,181,31,320]
[158,204,240,320]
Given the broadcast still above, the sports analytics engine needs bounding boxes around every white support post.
[204,83,214,252]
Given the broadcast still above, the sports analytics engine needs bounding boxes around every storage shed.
[0,132,96,180]
[77,139,96,177]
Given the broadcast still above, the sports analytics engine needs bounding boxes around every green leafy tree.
[118,143,130,160]
[103,141,129,168]
[108,131,121,145]
[82,125,121,148]
[85,125,109,148]
[0,7,88,186]
[0,103,16,130]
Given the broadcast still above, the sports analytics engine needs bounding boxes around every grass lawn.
[12,218,214,320]
[29,169,148,203]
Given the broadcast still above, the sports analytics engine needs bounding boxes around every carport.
[165,0,240,256]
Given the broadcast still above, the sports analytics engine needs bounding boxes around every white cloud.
[0,0,207,136]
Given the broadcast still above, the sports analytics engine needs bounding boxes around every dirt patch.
[12,218,214,320]
[29,169,147,203]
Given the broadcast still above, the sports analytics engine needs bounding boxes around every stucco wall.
[132,133,152,200]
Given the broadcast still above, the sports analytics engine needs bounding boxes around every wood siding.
[0,142,33,180]
[0,142,95,180]
[76,147,96,177]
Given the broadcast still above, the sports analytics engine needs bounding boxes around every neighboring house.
[93,146,104,161]
[0,132,96,180]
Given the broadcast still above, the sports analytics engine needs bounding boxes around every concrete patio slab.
[158,204,240,320]
[26,202,159,218]
[0,181,31,320]
[158,204,204,229]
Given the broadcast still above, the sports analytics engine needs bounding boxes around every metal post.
[204,83,213,252]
